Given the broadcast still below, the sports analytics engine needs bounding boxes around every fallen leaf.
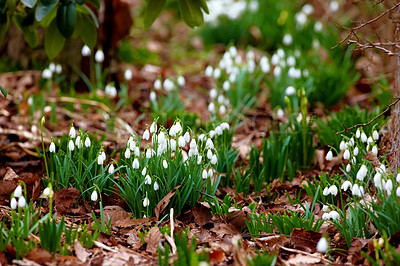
[103,205,132,227]
[145,226,163,255]
[347,238,370,265]
[290,228,322,253]
[209,250,225,263]
[286,253,322,265]
[192,203,213,227]
[54,187,81,215]
[74,239,91,263]
[3,167,18,181]
[228,209,248,230]
[26,248,52,264]
[210,223,240,238]
[155,185,180,220]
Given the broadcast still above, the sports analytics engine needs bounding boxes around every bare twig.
[336,98,400,135]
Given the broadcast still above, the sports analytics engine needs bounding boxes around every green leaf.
[83,4,98,28]
[143,0,166,30]
[12,13,38,47]
[21,0,37,8]
[87,0,99,9]
[81,12,97,48]
[198,0,209,14]
[178,0,204,28]
[39,3,57,27]
[0,85,7,97]
[35,2,57,22]
[45,19,65,59]
[56,2,76,39]
[0,16,9,44]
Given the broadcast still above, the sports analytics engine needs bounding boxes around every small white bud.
[91,190,98,202]
[124,69,133,81]
[373,130,379,140]
[10,197,17,209]
[178,136,186,147]
[125,148,131,159]
[329,210,340,221]
[346,164,351,172]
[150,122,157,134]
[49,142,56,153]
[163,160,168,169]
[353,147,359,156]
[142,167,147,176]
[325,151,333,161]
[154,79,162,90]
[316,237,329,253]
[211,154,218,164]
[85,137,91,147]
[343,150,350,160]
[339,141,346,151]
[69,126,76,138]
[18,196,26,208]
[108,164,115,174]
[143,129,150,140]
[177,76,185,87]
[328,185,338,196]
[202,169,207,179]
[95,50,104,63]
[143,197,150,207]
[132,158,140,169]
[153,181,159,191]
[81,45,91,56]
[68,140,74,151]
[14,185,22,198]
[145,175,151,185]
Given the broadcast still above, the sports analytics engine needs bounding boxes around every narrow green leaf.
[35,2,57,22]
[0,16,9,44]
[198,0,209,14]
[83,4,98,27]
[143,0,166,30]
[178,0,204,28]
[44,19,65,59]
[21,0,37,8]
[0,85,7,97]
[87,0,99,9]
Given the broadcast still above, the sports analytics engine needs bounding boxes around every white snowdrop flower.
[163,78,174,92]
[234,55,242,65]
[43,187,52,197]
[208,169,213,177]
[97,153,104,165]
[379,164,386,173]
[143,197,150,207]
[247,50,255,60]
[223,81,230,91]
[314,21,323,32]
[178,136,186,147]
[197,155,202,165]
[146,148,153,158]
[153,181,159,191]
[14,185,22,198]
[150,122,157,134]
[351,157,357,165]
[209,130,215,139]
[163,159,168,169]
[247,60,256,73]
[105,84,117,98]
[124,148,131,159]
[219,105,226,115]
[343,150,350,160]
[339,141,346,151]
[397,187,400,197]
[134,147,140,157]
[260,57,270,73]
[295,12,307,27]
[69,126,76,138]
[55,64,62,74]
[329,211,339,221]
[283,33,293,45]
[75,136,83,148]
[215,126,223,136]
[190,139,197,150]
[386,179,393,194]
[229,46,237,57]
[356,165,368,181]
[349,138,355,146]
[287,56,296,67]
[221,122,230,130]
[143,129,150,140]
[124,69,133,81]
[352,184,361,197]
[108,164,115,174]
[341,180,352,191]
[373,130,379,140]
[170,139,177,150]
[27,96,33,106]
[276,48,285,58]
[346,164,351,172]
[208,102,216,113]
[326,151,333,161]
[81,45,91,56]
[302,4,314,15]
[145,175,151,185]
[85,137,91,147]
[101,151,106,162]
[322,213,330,220]
[90,190,98,202]
[316,237,328,253]
[198,134,206,142]
[229,73,237,83]
[323,187,329,196]
[210,89,217,99]
[273,66,281,77]
[184,132,190,143]
[206,138,214,150]
[207,149,213,160]
[95,50,104,63]
[367,137,373,145]
[271,54,279,65]
[177,75,185,87]
[202,169,208,179]
[372,146,378,155]
[312,39,320,49]
[49,142,56,153]
[396,173,400,183]
[285,86,296,96]
[68,140,74,151]
[18,196,26,208]
[330,0,339,12]
[213,68,221,79]
[158,132,166,146]
[10,197,17,209]
[356,129,361,138]
[276,108,284,119]
[322,205,329,212]
[361,132,367,143]
[353,147,359,156]
[328,185,338,196]
[211,154,217,164]
[132,158,140,169]
[374,172,383,190]
[205,66,213,77]
[142,167,147,176]
[154,79,162,90]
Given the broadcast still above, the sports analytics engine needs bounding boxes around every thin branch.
[336,98,400,135]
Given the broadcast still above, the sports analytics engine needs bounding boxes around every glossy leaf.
[56,2,76,38]
[143,0,166,30]
[81,13,97,48]
[178,0,204,28]
[21,0,37,8]
[45,19,65,59]
[35,1,57,22]
[0,85,7,97]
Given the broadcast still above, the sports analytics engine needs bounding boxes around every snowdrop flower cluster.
[203,0,259,25]
[105,83,117,98]
[322,210,340,221]
[270,48,304,79]
[10,185,26,209]
[149,76,183,104]
[323,185,338,196]
[42,63,62,79]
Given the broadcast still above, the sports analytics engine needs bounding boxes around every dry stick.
[336,97,400,135]
[332,2,400,49]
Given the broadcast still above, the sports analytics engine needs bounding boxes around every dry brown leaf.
[145,226,163,255]
[290,228,322,253]
[192,203,213,227]
[209,250,226,263]
[155,185,180,220]
[286,253,322,265]
[3,167,18,181]
[364,151,381,168]
[74,239,91,263]
[210,223,240,238]
[54,187,81,215]
[26,248,52,264]
[228,209,248,230]
[103,205,132,227]
[347,238,370,265]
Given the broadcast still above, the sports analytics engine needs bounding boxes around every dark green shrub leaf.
[45,19,65,58]
[56,1,76,38]
[21,0,37,8]
[35,1,57,21]
[143,0,166,30]
[178,0,204,28]
[81,12,97,48]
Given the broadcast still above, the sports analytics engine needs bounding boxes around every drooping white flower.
[353,147,359,156]
[386,179,393,194]
[209,130,215,139]
[341,181,352,191]
[50,63,56,72]
[170,139,177,150]
[81,45,91,56]
[125,148,131,159]
[339,141,346,151]
[68,140,74,151]
[42,68,52,79]
[205,66,213,77]
[132,158,140,169]
[356,165,368,181]
[49,142,56,153]
[326,151,333,161]
[95,50,104,63]
[150,92,157,102]
[91,190,98,202]
[352,184,361,197]
[208,169,213,177]
[273,66,281,77]
[215,126,223,136]
[43,187,52,197]
[323,187,329,196]
[322,205,329,212]
[210,89,217,99]
[285,86,296,96]
[190,139,197,150]
[163,159,168,169]
[343,150,350,160]
[69,126,76,138]
[344,164,351,173]
[283,33,293,45]
[178,136,186,147]
[349,138,355,146]
[14,185,22,198]
[260,56,270,73]
[367,137,374,145]
[85,137,91,147]
[373,130,379,140]
[154,181,159,191]
[329,210,340,221]
[302,4,314,15]
[221,122,230,131]
[146,148,153,159]
[143,197,150,207]
[143,129,150,140]
[124,69,133,81]
[202,169,208,179]
[18,196,26,208]
[206,138,214,150]
[329,0,339,12]
[184,132,190,143]
[361,132,367,143]
[396,173,400,183]
[207,149,213,159]
[75,136,82,148]
[108,164,115,174]
[397,187,400,197]
[222,81,230,91]
[328,185,338,196]
[10,197,17,209]
[374,172,383,190]
[144,175,151,185]
[154,79,162,90]
[163,78,174,92]
[314,21,323,32]
[372,146,378,155]
[177,76,185,87]
[356,129,361,138]
[211,154,217,164]
[322,213,330,220]
[316,237,329,253]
